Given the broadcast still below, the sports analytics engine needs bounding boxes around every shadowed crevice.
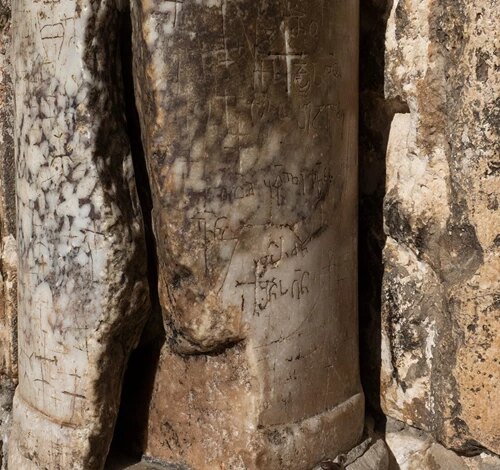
[358,0,407,426]
[106,3,165,466]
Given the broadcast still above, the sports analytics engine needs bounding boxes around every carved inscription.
[10,1,148,468]
[135,0,358,429]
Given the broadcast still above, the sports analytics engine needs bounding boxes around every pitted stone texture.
[8,1,149,468]
[132,0,363,467]
[382,0,500,455]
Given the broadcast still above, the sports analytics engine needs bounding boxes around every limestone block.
[385,427,467,470]
[382,0,500,454]
[463,453,500,470]
[385,421,500,470]
[131,0,363,468]
[8,1,149,468]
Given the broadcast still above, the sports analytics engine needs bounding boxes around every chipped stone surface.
[8,1,149,468]
[462,453,500,470]
[345,440,389,470]
[106,455,178,470]
[0,0,16,467]
[386,425,464,470]
[310,438,390,470]
[385,420,500,470]
[382,0,500,454]
[131,0,363,467]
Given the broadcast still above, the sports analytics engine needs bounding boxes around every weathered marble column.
[8,1,149,468]
[132,1,362,468]
[382,0,499,455]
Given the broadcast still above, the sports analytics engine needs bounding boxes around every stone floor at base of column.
[106,456,186,470]
[106,417,500,470]
[106,438,392,470]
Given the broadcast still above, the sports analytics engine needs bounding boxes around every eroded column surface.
[132,1,362,468]
[382,0,500,455]
[0,0,17,467]
[9,1,149,468]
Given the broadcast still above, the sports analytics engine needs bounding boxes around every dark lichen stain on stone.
[475,50,490,82]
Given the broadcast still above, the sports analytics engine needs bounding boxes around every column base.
[146,391,364,470]
[8,393,108,470]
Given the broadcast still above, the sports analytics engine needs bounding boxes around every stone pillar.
[382,0,499,455]
[132,1,362,468]
[8,1,149,468]
[0,0,17,466]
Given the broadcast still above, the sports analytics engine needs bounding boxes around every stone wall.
[382,0,499,455]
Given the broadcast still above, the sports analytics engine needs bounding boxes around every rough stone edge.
[0,0,16,467]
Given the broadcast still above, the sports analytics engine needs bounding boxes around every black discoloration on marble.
[132,1,362,467]
[10,1,149,468]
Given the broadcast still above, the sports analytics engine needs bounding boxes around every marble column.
[8,1,149,468]
[132,1,363,468]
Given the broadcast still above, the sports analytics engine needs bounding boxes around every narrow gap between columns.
[105,3,165,467]
[358,0,409,443]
